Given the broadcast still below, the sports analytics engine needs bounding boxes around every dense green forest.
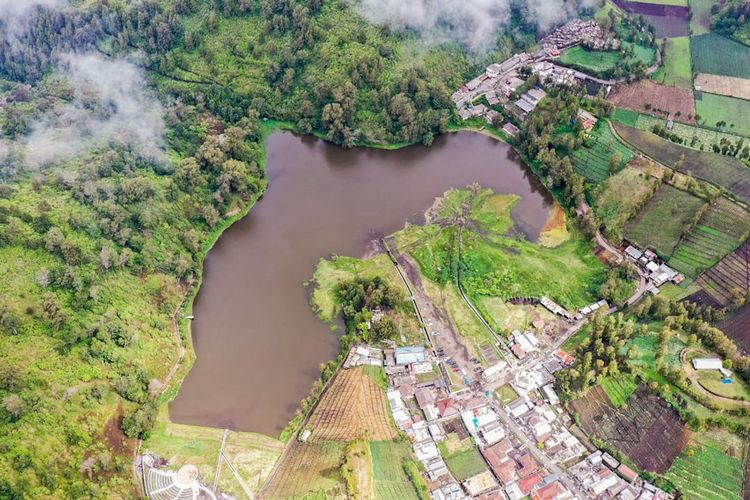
[0,0,552,496]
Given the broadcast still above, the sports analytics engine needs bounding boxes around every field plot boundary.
[694,239,750,309]
[691,33,750,80]
[608,80,696,124]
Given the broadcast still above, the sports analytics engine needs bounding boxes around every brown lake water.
[169,131,553,436]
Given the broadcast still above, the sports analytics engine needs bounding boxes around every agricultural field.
[613,123,750,203]
[480,299,556,334]
[608,80,696,123]
[665,430,746,499]
[592,156,661,234]
[599,374,638,407]
[262,440,347,498]
[695,93,750,138]
[691,33,750,80]
[629,0,687,6]
[651,37,692,88]
[668,197,750,277]
[688,0,713,35]
[694,239,750,309]
[623,184,705,257]
[572,121,636,182]
[717,302,750,353]
[306,367,398,443]
[639,13,689,38]
[614,110,749,155]
[370,441,422,500]
[695,73,750,102]
[569,385,690,473]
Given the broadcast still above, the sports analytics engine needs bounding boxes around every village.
[450,19,619,132]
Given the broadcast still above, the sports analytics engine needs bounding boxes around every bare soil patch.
[609,81,696,123]
[695,73,750,101]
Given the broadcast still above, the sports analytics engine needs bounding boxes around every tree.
[122,402,157,439]
[3,395,24,421]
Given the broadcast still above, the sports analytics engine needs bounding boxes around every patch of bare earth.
[609,80,696,123]
[695,73,750,101]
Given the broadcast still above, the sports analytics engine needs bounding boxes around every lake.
[169,130,553,436]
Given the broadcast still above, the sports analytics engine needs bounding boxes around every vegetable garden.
[717,302,750,353]
[614,123,750,203]
[694,239,750,308]
[370,441,421,500]
[665,431,746,499]
[691,33,750,79]
[569,385,690,474]
[572,122,635,182]
[263,441,347,498]
[668,197,750,277]
[623,184,705,257]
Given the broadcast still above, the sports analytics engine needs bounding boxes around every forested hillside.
[0,0,548,496]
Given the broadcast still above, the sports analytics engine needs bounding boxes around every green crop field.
[691,33,750,79]
[695,93,750,138]
[370,441,421,500]
[624,184,705,257]
[600,374,638,407]
[669,197,750,277]
[666,431,746,499]
[652,37,692,88]
[613,123,750,203]
[612,108,640,127]
[572,122,636,182]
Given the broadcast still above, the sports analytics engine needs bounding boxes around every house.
[486,63,504,78]
[486,109,501,125]
[483,360,508,380]
[532,481,570,500]
[518,471,544,494]
[503,122,520,137]
[437,398,461,418]
[541,384,559,405]
[483,439,517,485]
[591,468,618,495]
[486,92,500,106]
[395,346,426,365]
[515,97,537,116]
[624,245,643,261]
[616,464,638,483]
[505,482,525,500]
[577,109,599,133]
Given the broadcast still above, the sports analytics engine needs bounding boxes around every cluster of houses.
[510,330,541,360]
[570,451,671,499]
[540,19,620,56]
[574,299,610,321]
[622,242,685,290]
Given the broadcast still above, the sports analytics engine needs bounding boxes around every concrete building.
[396,346,427,365]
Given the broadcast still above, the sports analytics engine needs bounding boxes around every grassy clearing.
[696,371,750,401]
[623,184,705,257]
[143,415,283,497]
[480,299,556,334]
[666,430,746,499]
[600,374,638,407]
[558,43,654,76]
[652,37,692,88]
[691,33,750,80]
[442,447,488,481]
[592,159,660,233]
[635,0,687,5]
[370,441,422,500]
[572,121,636,182]
[689,0,714,35]
[695,93,750,138]
[496,384,520,405]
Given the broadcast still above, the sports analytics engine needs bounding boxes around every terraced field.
[600,374,638,407]
[694,240,750,308]
[623,184,705,257]
[669,198,750,277]
[572,122,635,182]
[613,123,750,203]
[666,431,746,500]
[717,303,750,353]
